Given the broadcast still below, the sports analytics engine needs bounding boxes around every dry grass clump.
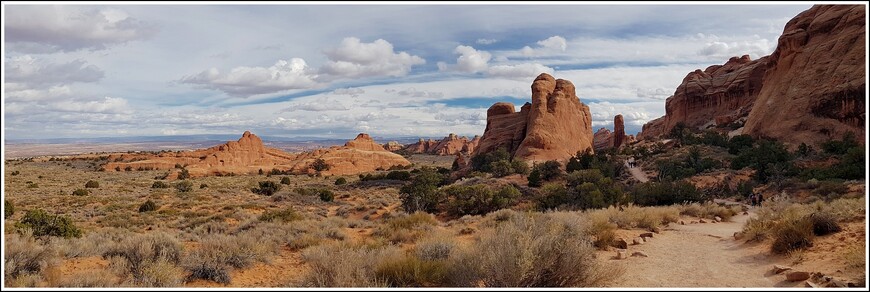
[584,204,679,230]
[4,230,59,287]
[679,202,741,221]
[101,232,185,287]
[183,233,276,285]
[842,245,866,270]
[54,270,119,287]
[373,212,437,243]
[301,242,401,287]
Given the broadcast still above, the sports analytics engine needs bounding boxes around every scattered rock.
[690,221,698,224]
[733,231,744,240]
[611,238,628,249]
[631,251,649,257]
[699,219,707,223]
[615,249,628,260]
[680,221,685,225]
[632,237,644,245]
[786,271,810,282]
[650,226,661,234]
[714,216,722,222]
[743,211,749,215]
[639,232,654,239]
[772,265,792,274]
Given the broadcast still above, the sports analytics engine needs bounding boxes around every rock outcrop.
[592,115,630,151]
[474,73,594,164]
[383,141,404,152]
[637,55,769,140]
[593,128,613,151]
[743,5,866,147]
[401,134,479,156]
[639,5,865,147]
[103,132,411,178]
[613,114,626,149]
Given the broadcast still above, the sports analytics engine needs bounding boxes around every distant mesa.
[103,132,411,178]
[400,133,480,156]
[383,141,404,152]
[473,73,594,164]
[639,4,865,148]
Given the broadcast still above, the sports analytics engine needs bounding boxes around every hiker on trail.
[757,193,764,207]
[749,193,756,206]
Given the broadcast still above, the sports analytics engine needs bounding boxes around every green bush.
[489,160,514,178]
[470,147,511,173]
[441,184,520,216]
[400,168,447,213]
[251,181,281,196]
[85,180,100,188]
[536,169,626,210]
[533,160,563,182]
[731,139,793,183]
[258,207,302,222]
[11,170,20,176]
[727,134,755,155]
[334,177,347,185]
[319,189,335,202]
[175,180,193,193]
[72,189,89,196]
[510,160,529,175]
[312,158,330,171]
[178,168,190,180]
[280,176,292,185]
[527,168,542,188]
[5,199,14,219]
[566,149,594,172]
[821,132,859,155]
[199,183,208,189]
[152,181,169,189]
[631,180,704,206]
[537,183,569,210]
[139,200,158,212]
[386,171,412,181]
[16,209,82,238]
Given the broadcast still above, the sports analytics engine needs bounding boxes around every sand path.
[601,209,798,288]
[625,160,649,182]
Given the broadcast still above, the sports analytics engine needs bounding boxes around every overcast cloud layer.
[3,4,812,140]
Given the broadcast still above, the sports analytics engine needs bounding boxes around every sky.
[2,2,814,141]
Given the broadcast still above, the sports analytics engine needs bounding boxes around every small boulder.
[733,231,744,240]
[631,251,649,257]
[650,226,661,233]
[680,221,685,225]
[616,249,628,260]
[743,211,749,215]
[699,219,707,223]
[632,237,644,245]
[786,271,810,282]
[690,221,698,224]
[772,265,792,274]
[639,232,654,239]
[714,216,722,222]
[611,238,628,249]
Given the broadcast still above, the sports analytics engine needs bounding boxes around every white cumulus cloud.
[319,37,425,80]
[487,63,555,80]
[180,58,319,96]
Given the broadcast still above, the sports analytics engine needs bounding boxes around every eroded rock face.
[593,128,613,151]
[744,5,866,147]
[383,141,404,151]
[637,55,768,140]
[402,134,478,156]
[103,132,410,178]
[474,73,594,164]
[613,114,626,149]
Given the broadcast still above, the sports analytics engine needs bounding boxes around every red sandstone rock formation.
[636,55,768,140]
[474,73,594,164]
[103,132,410,178]
[613,114,626,149]
[593,128,613,151]
[401,134,478,156]
[743,5,865,147]
[383,141,404,151]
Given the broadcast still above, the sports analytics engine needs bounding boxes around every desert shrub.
[575,211,617,249]
[177,168,190,180]
[771,215,815,254]
[374,212,436,244]
[470,147,511,173]
[385,170,412,181]
[85,180,100,188]
[199,183,208,189]
[808,211,841,236]
[335,177,347,185]
[138,200,158,212]
[185,255,231,285]
[280,176,292,185]
[536,183,569,210]
[196,234,275,269]
[414,234,456,261]
[11,170,20,176]
[441,184,520,216]
[511,160,530,175]
[566,149,594,172]
[631,180,703,206]
[527,168,542,187]
[400,168,447,213]
[533,160,563,181]
[4,230,58,281]
[174,180,193,193]
[72,188,89,196]
[731,139,793,182]
[16,209,82,238]
[258,207,302,223]
[251,181,281,196]
[842,245,865,269]
[450,213,612,287]
[311,158,330,171]
[103,233,184,286]
[727,134,755,154]
[151,181,169,189]
[319,189,335,202]
[489,160,514,178]
[375,256,448,287]
[5,199,15,219]
[302,243,401,287]
[821,131,859,155]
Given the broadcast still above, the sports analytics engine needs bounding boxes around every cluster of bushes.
[295,187,335,202]
[359,171,412,182]
[85,180,100,188]
[655,147,722,181]
[469,148,529,177]
[537,169,627,210]
[175,180,193,193]
[439,184,521,216]
[565,148,623,179]
[400,168,450,213]
[799,133,865,180]
[15,209,82,238]
[304,212,614,287]
[527,160,563,187]
[731,139,794,183]
[258,207,302,222]
[251,181,281,196]
[72,189,89,196]
[631,180,704,206]
[741,197,863,254]
[151,181,169,189]
[311,158,330,172]
[334,177,347,185]
[139,200,158,212]
[102,233,184,286]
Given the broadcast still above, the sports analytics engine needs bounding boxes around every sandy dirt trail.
[625,160,649,183]
[601,210,801,288]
